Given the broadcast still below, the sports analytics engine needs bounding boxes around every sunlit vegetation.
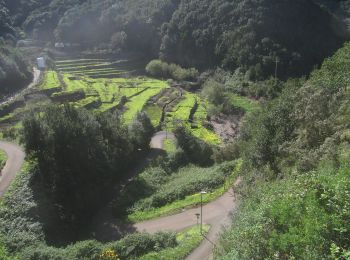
[166,92,221,145]
[216,42,350,259]
[39,71,61,90]
[141,225,210,260]
[144,104,162,127]
[0,150,7,170]
[146,59,199,81]
[114,160,240,221]
[34,58,169,120]
[0,156,211,259]
[230,94,260,114]
[163,138,177,154]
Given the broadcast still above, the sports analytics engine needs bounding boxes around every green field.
[39,70,61,90]
[37,58,169,121]
[0,57,222,145]
[165,92,221,145]
[230,93,260,114]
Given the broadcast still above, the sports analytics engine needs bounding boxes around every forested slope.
[1,0,348,81]
[216,42,350,259]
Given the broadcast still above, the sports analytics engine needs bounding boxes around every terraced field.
[0,57,222,145]
[39,58,169,122]
[165,92,221,144]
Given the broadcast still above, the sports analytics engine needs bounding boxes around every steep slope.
[216,42,350,259]
[1,0,347,80]
[161,0,346,79]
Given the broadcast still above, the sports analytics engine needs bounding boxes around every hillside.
[0,1,350,260]
[0,0,348,81]
[216,42,350,259]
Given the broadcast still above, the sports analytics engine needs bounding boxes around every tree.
[22,105,137,225]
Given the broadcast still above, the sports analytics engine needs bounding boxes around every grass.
[39,71,61,90]
[144,104,162,127]
[48,64,169,117]
[0,150,7,170]
[163,138,177,153]
[71,96,100,108]
[165,91,221,145]
[140,225,210,260]
[128,159,242,222]
[123,80,168,122]
[230,93,260,114]
[168,92,196,122]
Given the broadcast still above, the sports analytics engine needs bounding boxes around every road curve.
[150,131,175,149]
[0,67,41,107]
[0,141,25,198]
[0,132,238,259]
[134,179,240,260]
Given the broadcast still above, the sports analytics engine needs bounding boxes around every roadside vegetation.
[141,225,210,260]
[215,42,350,259]
[2,0,349,258]
[0,150,7,170]
[114,159,241,222]
[0,156,210,259]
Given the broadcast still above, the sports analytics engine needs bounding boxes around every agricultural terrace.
[42,58,221,144]
[165,92,221,145]
[0,57,222,145]
[39,58,168,122]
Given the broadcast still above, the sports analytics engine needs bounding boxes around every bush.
[174,126,214,166]
[108,232,177,259]
[145,60,199,81]
[132,163,234,211]
[216,165,350,259]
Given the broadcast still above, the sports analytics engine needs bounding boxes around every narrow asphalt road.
[0,131,238,259]
[0,141,25,198]
[134,179,240,260]
[150,131,175,149]
[0,67,41,107]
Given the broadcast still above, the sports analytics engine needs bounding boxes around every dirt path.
[0,67,41,107]
[0,141,25,198]
[134,179,240,260]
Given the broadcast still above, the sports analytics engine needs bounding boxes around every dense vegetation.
[22,105,154,228]
[0,43,32,97]
[114,159,237,219]
[1,1,350,259]
[216,42,350,259]
[2,0,348,80]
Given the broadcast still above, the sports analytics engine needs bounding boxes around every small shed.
[37,57,46,70]
[54,42,65,48]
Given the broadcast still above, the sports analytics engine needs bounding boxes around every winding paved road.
[0,141,25,198]
[150,131,175,149]
[0,131,238,259]
[0,67,41,107]
[134,180,240,260]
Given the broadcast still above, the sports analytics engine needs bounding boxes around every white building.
[37,57,46,70]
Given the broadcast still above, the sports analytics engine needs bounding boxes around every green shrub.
[131,162,234,211]
[0,150,7,170]
[146,60,198,81]
[108,232,177,259]
[216,164,350,259]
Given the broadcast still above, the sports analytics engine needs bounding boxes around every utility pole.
[275,56,279,85]
[200,191,207,234]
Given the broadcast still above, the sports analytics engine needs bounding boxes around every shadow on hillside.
[87,147,166,242]
[27,147,166,245]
